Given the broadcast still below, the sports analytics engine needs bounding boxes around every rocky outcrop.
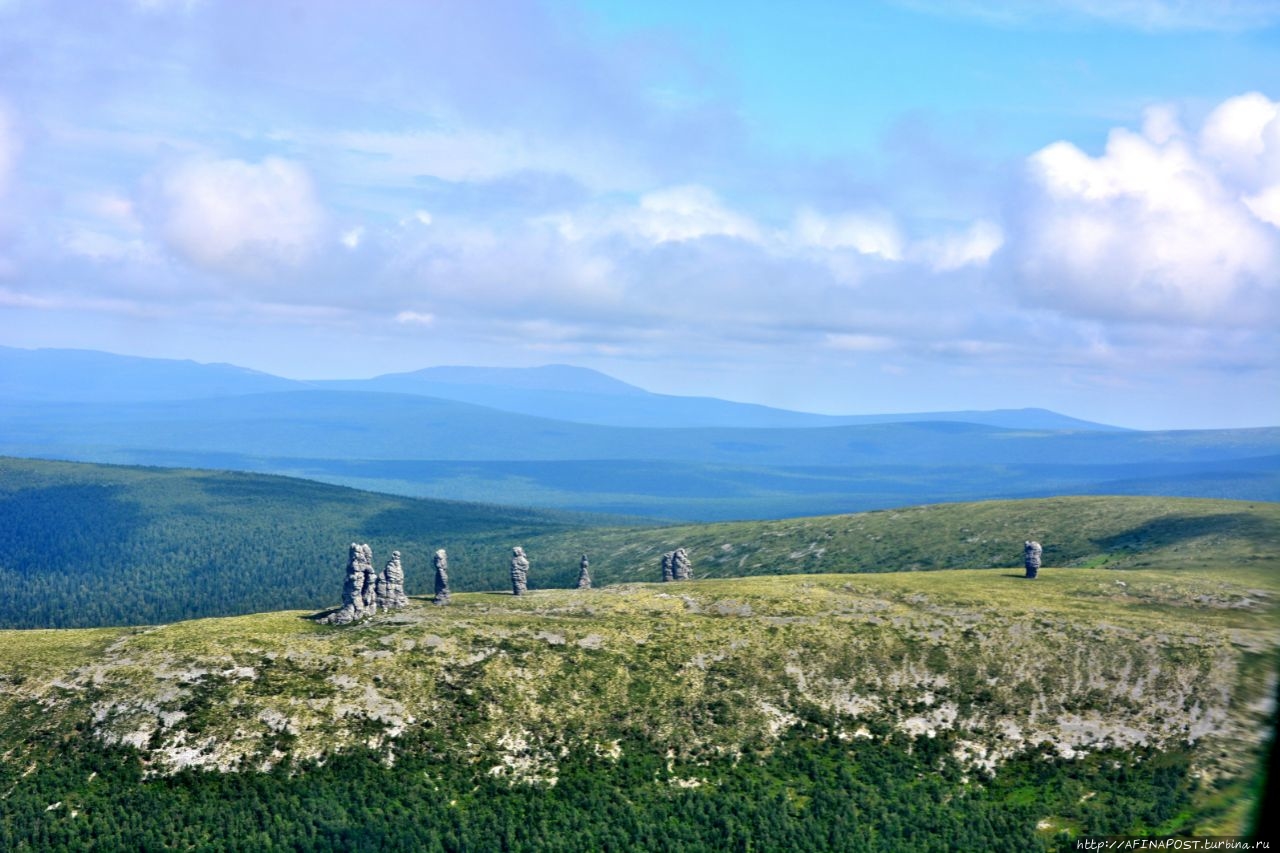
[325,544,409,624]
[378,551,407,610]
[433,549,450,605]
[511,547,529,596]
[1024,541,1042,579]
[661,548,692,581]
[576,554,591,590]
[361,551,379,615]
[323,543,375,624]
[672,547,692,581]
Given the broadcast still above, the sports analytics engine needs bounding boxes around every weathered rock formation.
[576,554,591,590]
[378,551,407,610]
[661,548,692,581]
[324,543,375,624]
[361,551,379,614]
[1024,540,1042,579]
[672,547,692,581]
[433,549,450,605]
[511,546,529,596]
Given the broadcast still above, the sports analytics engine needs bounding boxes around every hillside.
[3,457,1279,632]
[1,568,1275,848]
[0,457,616,629]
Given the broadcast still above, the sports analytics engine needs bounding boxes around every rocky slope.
[2,566,1275,837]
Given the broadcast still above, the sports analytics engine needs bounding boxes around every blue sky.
[0,0,1277,428]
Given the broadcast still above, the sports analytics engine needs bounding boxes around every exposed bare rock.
[378,551,407,610]
[661,551,675,582]
[576,554,591,590]
[672,547,693,581]
[433,549,450,605]
[361,549,379,615]
[323,543,374,624]
[1024,541,1042,579]
[511,547,529,596]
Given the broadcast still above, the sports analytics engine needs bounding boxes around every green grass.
[4,456,1278,629]
[1,562,1275,834]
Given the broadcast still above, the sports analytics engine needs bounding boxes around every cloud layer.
[156,158,323,275]
[1014,94,1280,326]
[0,0,1275,427]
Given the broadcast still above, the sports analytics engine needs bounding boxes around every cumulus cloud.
[1199,92,1280,226]
[793,209,904,260]
[156,157,323,275]
[900,0,1280,31]
[1013,94,1280,326]
[340,227,364,250]
[331,129,650,193]
[825,333,898,352]
[912,220,1004,271]
[548,185,761,245]
[395,310,435,326]
[0,102,16,197]
[630,186,760,244]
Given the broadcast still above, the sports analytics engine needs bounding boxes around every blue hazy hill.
[2,387,1275,520]
[2,347,1121,430]
[0,345,307,402]
[318,364,1122,431]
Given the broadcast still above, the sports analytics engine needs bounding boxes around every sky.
[0,0,1277,429]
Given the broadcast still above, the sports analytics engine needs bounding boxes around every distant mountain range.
[0,346,1121,430]
[2,346,1276,520]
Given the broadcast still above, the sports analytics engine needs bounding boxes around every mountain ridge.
[0,345,1123,431]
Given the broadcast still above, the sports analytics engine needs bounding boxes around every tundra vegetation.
[0,556,1276,848]
[2,456,1277,628]
[0,458,1276,849]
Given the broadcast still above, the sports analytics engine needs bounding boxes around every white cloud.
[80,192,142,231]
[825,333,897,352]
[1200,92,1280,185]
[900,0,1280,31]
[794,209,904,261]
[340,227,364,250]
[62,230,157,265]
[632,186,760,244]
[395,310,435,326]
[1244,184,1280,228]
[157,157,323,274]
[1014,95,1280,326]
[913,220,1004,271]
[0,102,17,196]
[331,129,648,192]
[132,0,202,11]
[547,185,761,245]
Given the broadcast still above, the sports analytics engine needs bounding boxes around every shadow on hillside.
[304,608,339,622]
[1092,512,1273,554]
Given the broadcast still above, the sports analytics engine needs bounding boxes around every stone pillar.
[576,554,591,590]
[672,547,692,581]
[1024,540,1042,579]
[433,549,450,605]
[379,550,407,609]
[361,545,379,615]
[511,546,529,596]
[324,543,374,624]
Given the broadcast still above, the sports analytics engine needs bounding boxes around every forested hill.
[0,457,613,629]
[3,456,1279,629]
